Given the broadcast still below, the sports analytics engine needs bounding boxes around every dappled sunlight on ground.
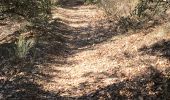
[1,1,170,99]
[36,5,170,98]
[52,5,106,28]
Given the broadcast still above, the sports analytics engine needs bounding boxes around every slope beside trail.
[37,4,170,99]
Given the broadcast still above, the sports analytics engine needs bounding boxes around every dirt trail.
[38,5,170,99]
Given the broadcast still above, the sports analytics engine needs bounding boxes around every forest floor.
[1,3,170,100]
[35,4,170,99]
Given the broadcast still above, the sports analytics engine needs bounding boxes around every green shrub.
[15,36,35,59]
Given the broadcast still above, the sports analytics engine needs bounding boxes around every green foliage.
[99,0,170,32]
[15,36,35,59]
[0,0,52,22]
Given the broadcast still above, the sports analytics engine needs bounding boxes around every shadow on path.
[0,3,169,99]
[139,39,170,60]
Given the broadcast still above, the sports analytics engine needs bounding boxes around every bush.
[99,0,139,19]
[100,0,169,20]
[132,0,170,20]
[99,0,170,32]
[0,0,52,22]
[15,35,35,59]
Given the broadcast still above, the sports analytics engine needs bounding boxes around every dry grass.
[100,0,139,19]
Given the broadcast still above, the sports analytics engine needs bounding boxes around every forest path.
[42,5,115,96]
[38,5,170,98]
